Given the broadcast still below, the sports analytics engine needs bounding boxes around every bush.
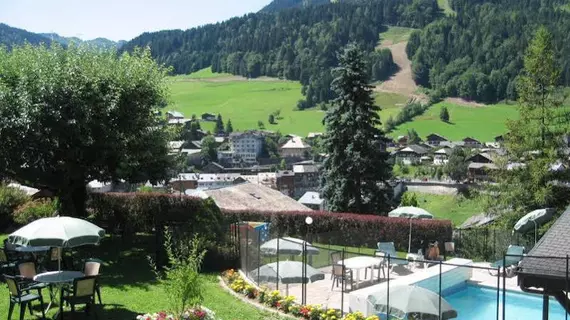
[12,198,58,225]
[223,210,453,252]
[0,184,30,229]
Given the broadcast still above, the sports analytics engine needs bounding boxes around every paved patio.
[249,259,523,313]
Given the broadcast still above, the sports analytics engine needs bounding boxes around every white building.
[433,147,452,166]
[298,191,325,210]
[175,173,242,190]
[280,137,311,158]
[218,131,264,165]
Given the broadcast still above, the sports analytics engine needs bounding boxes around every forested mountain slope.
[260,0,332,12]
[121,0,441,109]
[407,0,570,103]
[0,23,52,48]
[41,33,125,49]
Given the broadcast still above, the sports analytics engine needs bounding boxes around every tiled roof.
[519,206,570,279]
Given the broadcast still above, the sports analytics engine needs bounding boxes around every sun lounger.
[376,242,409,269]
[489,245,525,276]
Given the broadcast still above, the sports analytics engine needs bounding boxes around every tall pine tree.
[225,119,234,134]
[320,44,392,214]
[215,114,224,135]
[487,27,570,222]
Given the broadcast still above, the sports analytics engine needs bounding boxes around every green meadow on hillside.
[411,192,485,226]
[378,26,416,45]
[168,68,408,136]
[390,102,518,141]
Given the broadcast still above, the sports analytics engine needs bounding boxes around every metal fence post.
[439,261,442,320]
[276,232,280,291]
[497,267,501,320]
[341,248,345,314]
[245,226,249,276]
[257,231,261,285]
[387,254,390,319]
[502,255,506,320]
[564,255,568,320]
[566,255,568,320]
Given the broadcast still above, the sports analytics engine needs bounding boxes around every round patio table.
[34,271,85,318]
[338,256,384,288]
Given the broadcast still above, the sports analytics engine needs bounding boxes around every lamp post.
[303,216,313,305]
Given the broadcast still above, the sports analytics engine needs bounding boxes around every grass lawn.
[0,234,283,320]
[410,192,485,226]
[390,102,519,142]
[379,26,416,45]
[168,68,409,136]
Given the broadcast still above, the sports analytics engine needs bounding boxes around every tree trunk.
[59,183,87,217]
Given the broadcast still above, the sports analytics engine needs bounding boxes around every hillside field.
[390,102,518,141]
[168,68,408,136]
[410,192,485,226]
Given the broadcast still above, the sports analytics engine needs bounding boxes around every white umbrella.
[513,208,555,244]
[367,285,457,319]
[8,216,105,270]
[249,260,325,295]
[389,207,434,253]
[260,237,320,256]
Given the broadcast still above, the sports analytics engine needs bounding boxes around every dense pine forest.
[120,0,441,109]
[407,0,570,103]
[260,0,332,12]
[0,23,53,48]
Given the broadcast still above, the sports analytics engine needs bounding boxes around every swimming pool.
[445,284,566,319]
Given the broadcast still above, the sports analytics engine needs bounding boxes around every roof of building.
[467,152,495,163]
[434,147,453,155]
[463,137,482,144]
[281,137,310,149]
[298,191,324,205]
[167,111,184,118]
[229,131,264,139]
[467,162,498,170]
[167,119,192,125]
[397,144,429,155]
[214,137,226,143]
[458,213,498,229]
[203,182,312,211]
[426,133,448,141]
[307,132,323,138]
[7,183,39,196]
[440,141,466,148]
[168,141,185,149]
[519,206,570,280]
[181,149,201,155]
[293,164,319,173]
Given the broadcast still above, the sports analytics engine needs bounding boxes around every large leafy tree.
[444,147,468,182]
[488,27,570,221]
[0,44,174,216]
[320,44,393,214]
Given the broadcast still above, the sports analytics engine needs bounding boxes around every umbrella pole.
[533,220,538,245]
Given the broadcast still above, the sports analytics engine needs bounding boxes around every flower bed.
[136,307,217,320]
[222,269,379,320]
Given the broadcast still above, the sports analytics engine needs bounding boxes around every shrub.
[12,198,58,225]
[222,210,453,252]
[149,230,207,318]
[0,185,30,229]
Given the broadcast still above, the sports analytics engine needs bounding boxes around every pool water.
[445,285,566,319]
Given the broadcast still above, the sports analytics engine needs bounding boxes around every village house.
[307,132,323,139]
[298,191,325,210]
[426,133,448,146]
[392,144,429,165]
[463,137,483,149]
[167,141,185,154]
[201,113,217,121]
[467,152,496,181]
[293,161,320,198]
[280,136,311,158]
[397,135,408,147]
[166,111,184,120]
[217,131,264,165]
[433,147,452,166]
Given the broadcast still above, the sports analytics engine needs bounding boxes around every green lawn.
[168,68,408,136]
[0,234,283,320]
[390,102,519,142]
[410,192,485,226]
[379,26,416,45]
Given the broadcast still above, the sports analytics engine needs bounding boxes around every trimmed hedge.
[223,210,453,252]
[88,193,453,254]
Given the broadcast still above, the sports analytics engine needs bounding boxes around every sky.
[0,0,270,41]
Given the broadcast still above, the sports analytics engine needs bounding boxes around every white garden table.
[34,270,85,316]
[338,256,384,289]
